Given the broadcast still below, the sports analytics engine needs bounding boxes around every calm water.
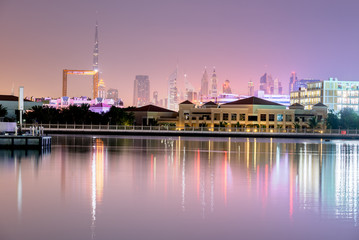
[0,136,358,240]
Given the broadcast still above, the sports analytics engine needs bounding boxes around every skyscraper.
[200,68,209,98]
[153,91,158,105]
[93,22,99,72]
[248,80,254,96]
[289,72,297,93]
[98,79,106,98]
[210,68,218,98]
[223,80,232,94]
[167,69,178,111]
[133,75,150,107]
[259,73,273,94]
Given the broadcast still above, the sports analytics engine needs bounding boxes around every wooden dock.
[0,136,52,149]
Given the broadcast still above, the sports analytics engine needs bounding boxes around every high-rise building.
[259,73,274,94]
[107,88,118,101]
[273,78,282,95]
[210,68,218,98]
[248,80,254,96]
[93,22,99,73]
[289,72,297,93]
[153,91,158,105]
[133,75,150,107]
[98,79,106,98]
[223,80,232,94]
[200,68,209,97]
[167,69,178,111]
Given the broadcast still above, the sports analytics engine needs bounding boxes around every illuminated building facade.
[97,79,106,99]
[133,75,150,107]
[248,80,254,96]
[178,96,327,129]
[290,77,359,111]
[93,22,99,73]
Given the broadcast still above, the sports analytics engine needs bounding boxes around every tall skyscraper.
[248,80,254,96]
[259,73,273,94]
[273,78,282,95]
[93,22,99,72]
[210,68,218,98]
[153,91,158,105]
[289,72,297,93]
[167,69,178,111]
[200,68,209,97]
[98,79,106,98]
[223,79,232,94]
[133,75,150,107]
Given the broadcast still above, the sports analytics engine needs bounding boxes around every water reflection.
[0,136,358,240]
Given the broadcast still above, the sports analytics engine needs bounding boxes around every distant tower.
[223,79,232,94]
[133,75,150,107]
[93,22,99,72]
[248,80,254,96]
[98,79,106,98]
[260,73,274,94]
[289,72,297,93]
[167,68,178,111]
[210,68,218,98]
[200,68,209,98]
[153,91,158,105]
[107,88,119,101]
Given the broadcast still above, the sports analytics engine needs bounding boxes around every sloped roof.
[130,104,176,113]
[203,101,217,106]
[179,100,193,105]
[313,102,327,107]
[290,103,304,107]
[0,95,32,102]
[222,96,283,106]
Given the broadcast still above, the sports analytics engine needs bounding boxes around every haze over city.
[1,0,359,106]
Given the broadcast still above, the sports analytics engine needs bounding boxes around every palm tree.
[308,116,319,129]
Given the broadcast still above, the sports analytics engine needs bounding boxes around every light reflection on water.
[0,136,358,240]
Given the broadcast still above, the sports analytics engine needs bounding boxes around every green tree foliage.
[24,105,134,125]
[0,104,7,118]
[326,108,359,129]
[308,116,319,129]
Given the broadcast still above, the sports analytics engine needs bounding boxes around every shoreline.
[40,128,359,140]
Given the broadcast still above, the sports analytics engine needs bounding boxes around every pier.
[0,136,52,149]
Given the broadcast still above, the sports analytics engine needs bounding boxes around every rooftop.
[0,95,32,102]
[129,104,176,113]
[222,96,283,106]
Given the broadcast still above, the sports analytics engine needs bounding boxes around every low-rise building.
[128,104,178,126]
[178,97,327,130]
[0,95,42,119]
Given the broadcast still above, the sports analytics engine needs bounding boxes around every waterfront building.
[200,68,209,98]
[248,80,254,96]
[133,75,150,107]
[0,95,42,119]
[290,77,359,111]
[107,88,118,101]
[223,80,232,94]
[128,104,178,126]
[210,68,218,98]
[178,96,327,130]
[167,69,178,111]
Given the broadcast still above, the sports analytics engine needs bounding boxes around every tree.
[326,109,339,129]
[0,104,7,118]
[293,122,300,129]
[339,108,358,129]
[308,116,319,129]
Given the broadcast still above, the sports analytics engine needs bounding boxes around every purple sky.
[1,0,359,106]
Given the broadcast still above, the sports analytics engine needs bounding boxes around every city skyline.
[2,0,359,106]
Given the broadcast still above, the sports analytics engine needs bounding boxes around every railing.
[20,123,359,135]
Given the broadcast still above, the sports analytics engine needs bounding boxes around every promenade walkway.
[21,124,359,139]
